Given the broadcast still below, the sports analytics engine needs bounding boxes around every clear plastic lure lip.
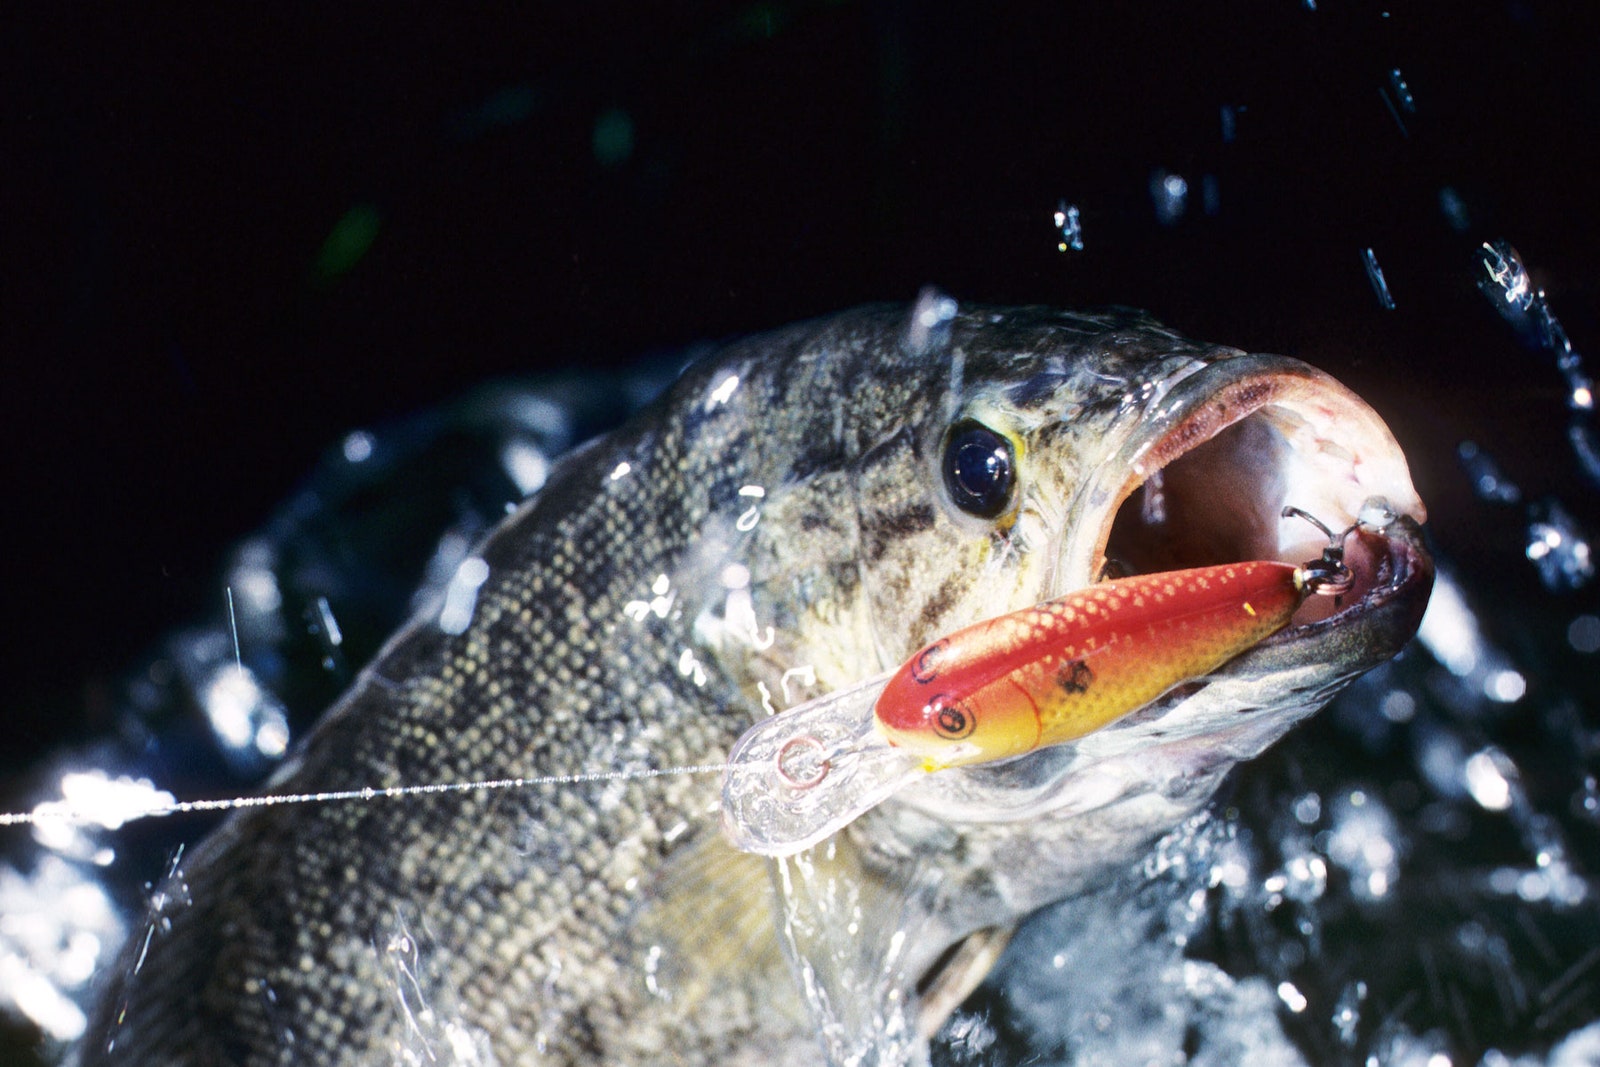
[720,670,917,856]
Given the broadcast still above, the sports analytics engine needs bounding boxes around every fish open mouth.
[1069,353,1432,643]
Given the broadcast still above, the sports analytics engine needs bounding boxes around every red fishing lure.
[873,560,1308,768]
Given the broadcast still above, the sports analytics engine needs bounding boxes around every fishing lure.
[720,506,1363,856]
[873,559,1309,770]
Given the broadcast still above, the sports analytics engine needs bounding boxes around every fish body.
[80,299,1431,1066]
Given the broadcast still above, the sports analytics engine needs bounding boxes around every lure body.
[874,561,1306,767]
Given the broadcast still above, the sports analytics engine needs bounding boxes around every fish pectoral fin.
[632,828,791,1007]
[914,925,1015,1042]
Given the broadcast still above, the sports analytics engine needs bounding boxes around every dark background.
[3,4,1596,789]
[3,5,1600,1064]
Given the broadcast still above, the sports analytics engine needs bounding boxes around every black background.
[3,4,1596,790]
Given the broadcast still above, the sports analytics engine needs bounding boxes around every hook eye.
[775,736,831,790]
[1282,506,1356,597]
[1299,548,1355,597]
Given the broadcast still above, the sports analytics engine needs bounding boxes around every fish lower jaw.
[862,719,1299,924]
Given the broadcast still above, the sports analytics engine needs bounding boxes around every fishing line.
[0,763,736,828]
[3,584,775,830]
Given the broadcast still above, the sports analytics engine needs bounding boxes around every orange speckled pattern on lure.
[874,561,1306,768]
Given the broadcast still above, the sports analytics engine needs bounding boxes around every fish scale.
[85,370,775,1063]
[78,302,1428,1066]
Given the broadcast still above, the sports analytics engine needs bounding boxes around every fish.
[78,293,1432,1066]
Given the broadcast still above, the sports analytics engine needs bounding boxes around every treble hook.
[1281,505,1357,597]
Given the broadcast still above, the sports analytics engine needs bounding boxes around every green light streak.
[311,203,382,287]
[592,108,635,168]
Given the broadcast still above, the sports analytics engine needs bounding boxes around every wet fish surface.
[79,298,1433,1066]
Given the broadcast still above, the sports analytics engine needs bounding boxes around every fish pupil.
[944,420,1016,518]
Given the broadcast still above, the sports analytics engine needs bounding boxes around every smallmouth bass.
[81,296,1432,1066]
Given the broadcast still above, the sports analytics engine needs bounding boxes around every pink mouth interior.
[1101,396,1408,631]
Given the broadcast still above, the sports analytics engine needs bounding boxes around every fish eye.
[942,420,1016,519]
[929,696,976,740]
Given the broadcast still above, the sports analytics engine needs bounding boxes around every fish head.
[826,300,1431,906]
[702,298,1430,1058]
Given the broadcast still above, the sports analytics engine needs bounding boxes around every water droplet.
[1464,749,1517,811]
[1277,980,1308,1013]
[592,108,634,167]
[1574,617,1600,652]
[1362,247,1396,310]
[1476,240,1534,316]
[1456,441,1521,504]
[1150,169,1188,225]
[1438,187,1470,232]
[1483,669,1526,704]
[1332,980,1367,1047]
[1381,690,1416,723]
[342,430,375,463]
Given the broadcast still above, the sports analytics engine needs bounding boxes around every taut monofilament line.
[0,764,736,828]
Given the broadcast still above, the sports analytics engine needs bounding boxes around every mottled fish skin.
[79,303,1426,1066]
